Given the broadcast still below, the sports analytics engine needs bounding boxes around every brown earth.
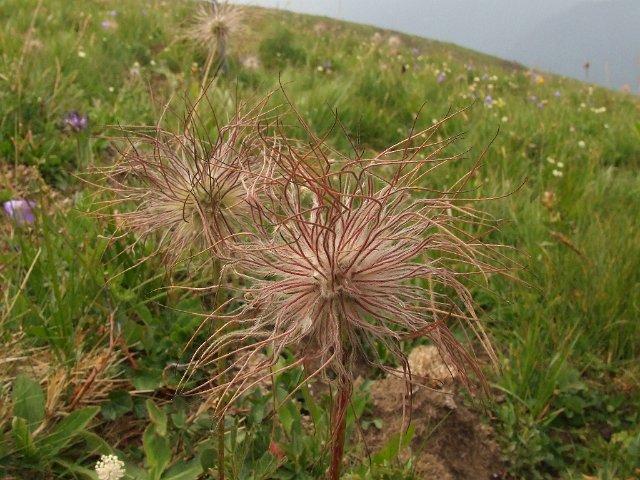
[364,345,506,480]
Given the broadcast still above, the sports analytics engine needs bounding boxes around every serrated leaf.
[12,374,45,432]
[39,406,99,458]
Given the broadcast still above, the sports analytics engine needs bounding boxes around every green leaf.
[11,416,38,461]
[162,458,203,480]
[101,391,133,421]
[143,424,170,480]
[146,399,168,437]
[39,406,100,458]
[300,384,323,429]
[199,447,216,472]
[12,374,45,432]
[171,410,186,429]
[78,431,114,456]
[371,425,415,465]
[277,399,299,437]
[54,458,99,479]
[133,368,163,391]
[134,304,154,325]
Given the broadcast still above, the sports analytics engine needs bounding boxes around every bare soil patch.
[365,346,505,479]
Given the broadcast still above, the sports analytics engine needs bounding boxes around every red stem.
[328,381,351,480]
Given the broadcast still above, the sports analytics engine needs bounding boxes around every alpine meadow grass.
[1,0,639,479]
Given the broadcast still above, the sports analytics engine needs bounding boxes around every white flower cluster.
[95,454,126,480]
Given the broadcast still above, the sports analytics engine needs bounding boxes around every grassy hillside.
[1,1,639,479]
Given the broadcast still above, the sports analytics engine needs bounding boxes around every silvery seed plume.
[185,1,244,55]
[98,97,276,267]
[185,111,515,407]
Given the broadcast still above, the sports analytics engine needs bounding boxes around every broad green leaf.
[39,406,99,458]
[162,459,203,480]
[143,424,170,480]
[101,391,133,421]
[12,416,38,461]
[12,374,45,432]
[79,431,114,456]
[199,447,216,471]
[133,368,163,391]
[146,399,168,437]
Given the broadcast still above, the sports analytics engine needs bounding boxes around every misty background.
[232,0,640,92]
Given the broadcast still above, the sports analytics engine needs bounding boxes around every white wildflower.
[95,454,126,480]
[578,140,586,148]
[552,169,563,177]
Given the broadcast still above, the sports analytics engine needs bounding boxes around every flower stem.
[328,380,351,480]
[201,259,226,480]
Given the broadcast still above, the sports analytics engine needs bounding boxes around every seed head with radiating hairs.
[99,99,274,267]
[186,1,244,54]
[186,114,513,406]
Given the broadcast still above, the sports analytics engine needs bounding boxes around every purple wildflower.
[109,10,117,16]
[3,200,36,225]
[485,95,493,107]
[322,60,333,70]
[437,72,446,83]
[63,110,89,133]
[530,95,537,102]
[465,63,473,71]
[101,19,115,29]
[411,47,420,57]
[554,90,561,97]
[537,102,544,109]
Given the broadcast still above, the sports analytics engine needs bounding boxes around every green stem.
[201,50,215,94]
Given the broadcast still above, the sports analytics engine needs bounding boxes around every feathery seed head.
[99,97,276,266]
[186,110,513,406]
[186,2,244,52]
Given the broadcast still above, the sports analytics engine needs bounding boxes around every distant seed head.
[185,2,244,52]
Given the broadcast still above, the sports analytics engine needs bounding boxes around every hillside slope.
[1,2,639,479]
